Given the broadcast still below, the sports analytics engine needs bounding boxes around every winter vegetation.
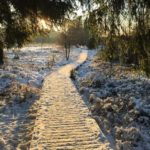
[0,0,150,150]
[73,52,150,150]
[84,0,150,76]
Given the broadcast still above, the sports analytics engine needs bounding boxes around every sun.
[40,19,49,29]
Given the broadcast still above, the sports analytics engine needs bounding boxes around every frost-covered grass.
[0,45,82,149]
[1,46,63,89]
[74,50,150,150]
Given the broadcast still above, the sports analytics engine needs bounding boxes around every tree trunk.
[0,48,4,65]
[66,42,70,60]
[64,41,70,61]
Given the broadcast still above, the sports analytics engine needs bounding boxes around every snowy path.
[30,50,110,150]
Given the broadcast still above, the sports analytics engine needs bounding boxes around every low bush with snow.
[74,54,150,150]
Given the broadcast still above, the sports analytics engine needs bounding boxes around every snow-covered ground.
[1,45,82,90]
[0,45,82,149]
[74,50,150,150]
[1,45,150,150]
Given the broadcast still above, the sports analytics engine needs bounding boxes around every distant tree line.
[58,18,89,46]
[32,18,91,48]
[32,31,60,44]
[84,0,150,76]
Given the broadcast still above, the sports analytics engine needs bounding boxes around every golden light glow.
[39,19,50,30]
[40,19,48,29]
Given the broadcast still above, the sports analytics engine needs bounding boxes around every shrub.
[87,37,96,49]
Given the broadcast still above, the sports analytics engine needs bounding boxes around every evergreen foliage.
[85,0,150,76]
[87,37,96,49]
[0,0,74,64]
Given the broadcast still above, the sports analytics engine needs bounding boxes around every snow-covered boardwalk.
[30,51,110,150]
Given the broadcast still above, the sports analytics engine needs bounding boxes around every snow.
[1,44,150,149]
[1,46,83,89]
[0,45,83,149]
[73,49,150,150]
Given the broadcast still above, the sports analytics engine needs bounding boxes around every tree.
[59,17,89,60]
[67,18,89,46]
[0,0,74,64]
[84,0,150,75]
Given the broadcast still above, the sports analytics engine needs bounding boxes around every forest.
[0,0,150,150]
[0,0,150,75]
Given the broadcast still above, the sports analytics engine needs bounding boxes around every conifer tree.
[0,0,74,64]
[84,0,150,75]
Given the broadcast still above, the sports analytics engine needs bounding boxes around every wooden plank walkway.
[30,51,111,150]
